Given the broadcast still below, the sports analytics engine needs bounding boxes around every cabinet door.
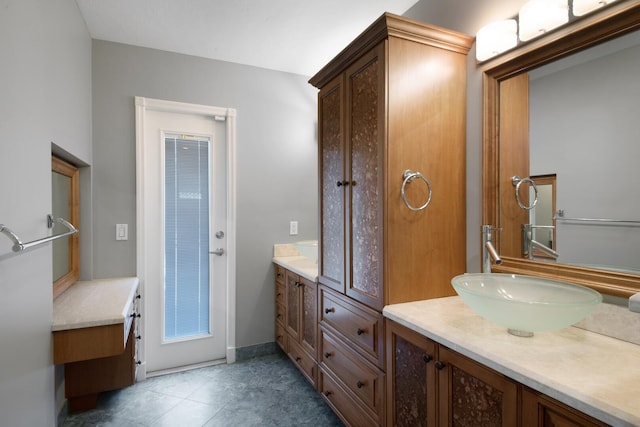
[299,276,317,356]
[521,387,608,427]
[285,270,300,341]
[318,74,346,294]
[345,43,386,310]
[437,346,518,427]
[386,320,437,427]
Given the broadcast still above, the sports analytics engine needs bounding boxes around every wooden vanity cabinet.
[275,266,318,388]
[56,288,141,413]
[387,319,517,426]
[521,388,608,427]
[275,265,287,352]
[387,320,609,427]
[310,13,472,426]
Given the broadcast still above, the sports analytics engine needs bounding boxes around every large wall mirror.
[52,155,79,299]
[482,1,640,297]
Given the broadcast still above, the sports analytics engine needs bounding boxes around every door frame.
[135,96,237,380]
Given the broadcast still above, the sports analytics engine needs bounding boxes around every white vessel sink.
[451,273,602,337]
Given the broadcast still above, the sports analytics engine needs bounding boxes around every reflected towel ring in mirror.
[512,175,538,210]
[401,169,432,211]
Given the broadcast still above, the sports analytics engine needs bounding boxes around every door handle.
[210,248,225,256]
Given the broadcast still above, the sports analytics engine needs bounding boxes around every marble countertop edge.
[272,256,318,282]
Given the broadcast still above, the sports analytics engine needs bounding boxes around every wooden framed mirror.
[52,155,79,299]
[482,1,640,297]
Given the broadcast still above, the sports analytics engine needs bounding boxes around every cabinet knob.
[357,381,365,389]
[295,357,302,362]
[356,328,366,335]
[422,354,433,363]
[434,361,446,370]
[130,313,141,318]
[136,294,141,299]
[323,391,332,397]
[136,360,142,366]
[324,352,332,358]
[324,307,335,314]
[136,335,142,340]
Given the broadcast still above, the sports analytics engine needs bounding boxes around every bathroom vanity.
[52,277,140,412]
[384,297,640,426]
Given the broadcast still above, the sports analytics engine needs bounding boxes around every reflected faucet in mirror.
[523,224,559,260]
[482,225,502,273]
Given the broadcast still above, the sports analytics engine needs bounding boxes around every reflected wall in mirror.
[482,1,640,297]
[52,156,79,299]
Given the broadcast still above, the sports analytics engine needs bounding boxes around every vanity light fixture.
[476,19,518,61]
[519,0,569,42]
[572,0,617,16]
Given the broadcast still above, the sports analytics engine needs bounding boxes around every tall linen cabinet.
[309,13,472,427]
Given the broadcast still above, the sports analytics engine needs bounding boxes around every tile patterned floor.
[61,352,344,427]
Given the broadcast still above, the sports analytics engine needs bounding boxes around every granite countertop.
[383,296,640,427]
[52,277,139,331]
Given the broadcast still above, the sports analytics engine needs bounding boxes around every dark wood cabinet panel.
[386,319,436,427]
[522,387,609,427]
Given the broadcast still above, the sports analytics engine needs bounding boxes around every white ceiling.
[75,0,419,77]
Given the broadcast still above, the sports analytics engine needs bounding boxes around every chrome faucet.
[523,224,559,260]
[482,225,502,273]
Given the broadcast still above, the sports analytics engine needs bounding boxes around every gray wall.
[91,40,318,348]
[0,0,92,425]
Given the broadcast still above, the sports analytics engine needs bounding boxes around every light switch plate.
[289,221,298,236]
[116,224,128,241]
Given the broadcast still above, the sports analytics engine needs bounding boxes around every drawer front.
[320,327,384,417]
[275,282,285,307]
[320,368,379,427]
[288,338,317,389]
[276,322,287,352]
[319,286,384,367]
[275,265,286,285]
[276,302,286,326]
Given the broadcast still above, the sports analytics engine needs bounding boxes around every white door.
[136,98,236,375]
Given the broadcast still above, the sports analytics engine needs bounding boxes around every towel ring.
[401,170,432,211]
[512,176,538,210]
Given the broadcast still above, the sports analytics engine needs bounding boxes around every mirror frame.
[52,156,79,299]
[482,1,640,298]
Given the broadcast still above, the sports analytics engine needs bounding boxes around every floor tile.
[61,352,344,427]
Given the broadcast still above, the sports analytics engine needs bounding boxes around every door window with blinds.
[164,134,212,341]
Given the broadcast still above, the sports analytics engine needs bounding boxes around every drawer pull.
[136,335,142,340]
[130,313,141,318]
[356,328,366,335]
[136,360,142,365]
[295,357,302,362]
[135,294,141,299]
[435,361,446,370]
[323,391,332,397]
[422,354,433,363]
[324,307,335,314]
[357,381,366,389]
[324,352,333,358]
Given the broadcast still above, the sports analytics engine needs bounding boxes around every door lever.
[210,248,225,256]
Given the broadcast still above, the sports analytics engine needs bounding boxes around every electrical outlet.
[116,224,128,241]
[289,221,298,236]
